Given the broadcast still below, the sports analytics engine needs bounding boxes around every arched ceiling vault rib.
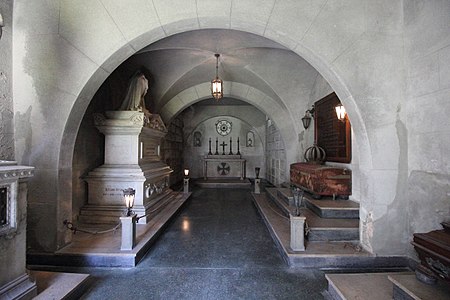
[160,82,292,128]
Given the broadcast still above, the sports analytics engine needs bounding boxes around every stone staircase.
[252,185,409,269]
[324,272,450,300]
[266,188,360,242]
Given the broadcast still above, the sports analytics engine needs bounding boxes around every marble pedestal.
[82,111,172,224]
[254,179,261,194]
[290,214,306,251]
[0,161,37,300]
[120,215,137,251]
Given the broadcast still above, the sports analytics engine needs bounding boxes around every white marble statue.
[119,71,150,115]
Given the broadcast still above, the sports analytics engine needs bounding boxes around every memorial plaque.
[314,92,351,163]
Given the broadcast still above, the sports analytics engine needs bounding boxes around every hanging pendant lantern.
[211,54,223,100]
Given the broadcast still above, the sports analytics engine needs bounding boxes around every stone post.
[254,178,261,194]
[183,178,189,193]
[120,215,137,251]
[290,214,306,251]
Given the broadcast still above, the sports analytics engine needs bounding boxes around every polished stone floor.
[78,188,328,299]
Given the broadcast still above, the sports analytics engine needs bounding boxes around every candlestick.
[215,137,219,155]
[229,137,233,155]
[208,138,212,155]
[237,137,241,155]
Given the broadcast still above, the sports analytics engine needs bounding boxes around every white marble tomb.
[81,111,173,224]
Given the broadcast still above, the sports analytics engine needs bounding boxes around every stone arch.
[50,11,374,251]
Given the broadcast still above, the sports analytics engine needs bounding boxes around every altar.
[203,154,246,180]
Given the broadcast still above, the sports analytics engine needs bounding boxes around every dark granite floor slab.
[57,188,329,299]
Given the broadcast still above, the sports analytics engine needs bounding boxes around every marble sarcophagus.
[290,162,351,199]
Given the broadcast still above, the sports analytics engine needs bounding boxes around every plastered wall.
[404,0,450,257]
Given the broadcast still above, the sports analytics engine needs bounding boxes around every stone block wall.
[0,2,14,160]
[265,119,286,186]
[162,116,184,186]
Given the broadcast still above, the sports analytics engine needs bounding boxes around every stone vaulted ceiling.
[117,29,321,115]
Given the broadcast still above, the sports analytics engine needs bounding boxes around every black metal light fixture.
[255,167,260,179]
[301,106,315,130]
[123,188,135,217]
[211,54,223,100]
[335,104,346,122]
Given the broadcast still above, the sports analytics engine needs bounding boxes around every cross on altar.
[220,141,227,155]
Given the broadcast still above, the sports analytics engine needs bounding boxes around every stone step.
[325,272,413,300]
[266,188,359,242]
[30,271,90,300]
[389,273,450,300]
[305,198,359,219]
[277,188,293,205]
[252,192,408,269]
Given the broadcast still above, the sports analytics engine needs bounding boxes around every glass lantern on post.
[123,188,135,217]
[292,187,304,216]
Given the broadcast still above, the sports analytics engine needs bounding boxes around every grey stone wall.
[265,119,286,186]
[404,1,450,257]
[71,105,104,221]
[162,116,184,186]
[0,1,13,160]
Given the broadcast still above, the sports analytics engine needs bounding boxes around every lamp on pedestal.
[120,188,136,251]
[254,167,261,194]
[183,169,190,193]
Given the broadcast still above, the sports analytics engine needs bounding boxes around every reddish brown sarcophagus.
[411,222,450,285]
[290,162,351,199]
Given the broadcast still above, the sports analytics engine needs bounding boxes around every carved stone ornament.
[130,113,145,125]
[147,114,167,132]
[216,120,232,136]
[93,113,107,126]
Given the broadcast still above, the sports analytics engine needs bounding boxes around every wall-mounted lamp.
[301,106,315,130]
[123,188,135,217]
[335,104,346,122]
[0,13,4,40]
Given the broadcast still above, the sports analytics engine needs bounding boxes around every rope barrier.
[63,220,120,235]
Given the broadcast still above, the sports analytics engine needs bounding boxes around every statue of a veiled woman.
[119,71,150,115]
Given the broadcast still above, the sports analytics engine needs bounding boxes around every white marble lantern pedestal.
[81,111,173,224]
[0,161,37,300]
[290,214,306,252]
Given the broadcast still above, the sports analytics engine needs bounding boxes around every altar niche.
[203,136,245,180]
